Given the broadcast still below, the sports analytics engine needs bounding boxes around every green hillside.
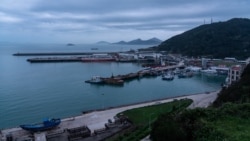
[157,18,250,59]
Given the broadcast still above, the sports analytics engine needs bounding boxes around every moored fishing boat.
[20,118,61,132]
[85,76,104,84]
[178,72,193,78]
[162,73,174,80]
[200,69,217,75]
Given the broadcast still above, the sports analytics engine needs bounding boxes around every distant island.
[113,37,162,45]
[66,43,75,46]
[96,41,111,44]
[96,37,162,45]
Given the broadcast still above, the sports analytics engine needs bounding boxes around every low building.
[228,65,242,85]
[224,57,237,62]
[246,57,250,64]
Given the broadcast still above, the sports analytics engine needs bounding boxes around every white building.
[201,58,208,69]
[224,57,237,62]
[246,57,250,64]
[228,65,242,85]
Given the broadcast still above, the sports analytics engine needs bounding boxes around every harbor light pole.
[101,93,104,109]
[148,113,155,130]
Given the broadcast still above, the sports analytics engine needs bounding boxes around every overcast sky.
[0,0,249,44]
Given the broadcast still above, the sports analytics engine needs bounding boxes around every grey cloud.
[32,0,172,13]
[1,0,250,43]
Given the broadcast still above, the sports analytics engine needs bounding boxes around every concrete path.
[61,90,220,132]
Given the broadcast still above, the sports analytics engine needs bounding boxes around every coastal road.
[60,90,220,132]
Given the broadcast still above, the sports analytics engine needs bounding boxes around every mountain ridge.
[96,41,111,44]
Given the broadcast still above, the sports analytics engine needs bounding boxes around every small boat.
[162,73,174,80]
[20,118,61,132]
[200,69,217,75]
[178,73,187,78]
[85,76,104,84]
[178,72,193,78]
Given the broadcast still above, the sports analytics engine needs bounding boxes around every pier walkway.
[85,62,185,86]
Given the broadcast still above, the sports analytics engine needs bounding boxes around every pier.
[85,63,184,86]
[13,51,162,63]
[27,57,83,63]
[13,52,115,56]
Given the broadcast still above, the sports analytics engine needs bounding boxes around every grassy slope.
[215,116,250,141]
[108,99,193,141]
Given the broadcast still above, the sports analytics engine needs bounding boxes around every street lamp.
[101,93,104,109]
[148,113,155,130]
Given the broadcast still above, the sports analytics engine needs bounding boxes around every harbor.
[17,51,188,87]
[0,44,227,138]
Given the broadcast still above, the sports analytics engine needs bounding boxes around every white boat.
[162,73,174,80]
[85,76,104,84]
[177,72,190,78]
[201,69,217,75]
[186,66,201,73]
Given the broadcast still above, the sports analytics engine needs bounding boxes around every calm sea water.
[0,43,225,129]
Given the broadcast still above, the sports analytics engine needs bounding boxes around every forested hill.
[157,18,250,59]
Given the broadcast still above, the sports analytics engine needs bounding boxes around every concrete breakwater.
[14,52,118,63]
[14,51,158,63]
[27,57,83,63]
[13,52,114,56]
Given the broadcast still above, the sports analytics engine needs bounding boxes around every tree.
[150,114,186,141]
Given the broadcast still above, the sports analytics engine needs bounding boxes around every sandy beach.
[0,90,220,140]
